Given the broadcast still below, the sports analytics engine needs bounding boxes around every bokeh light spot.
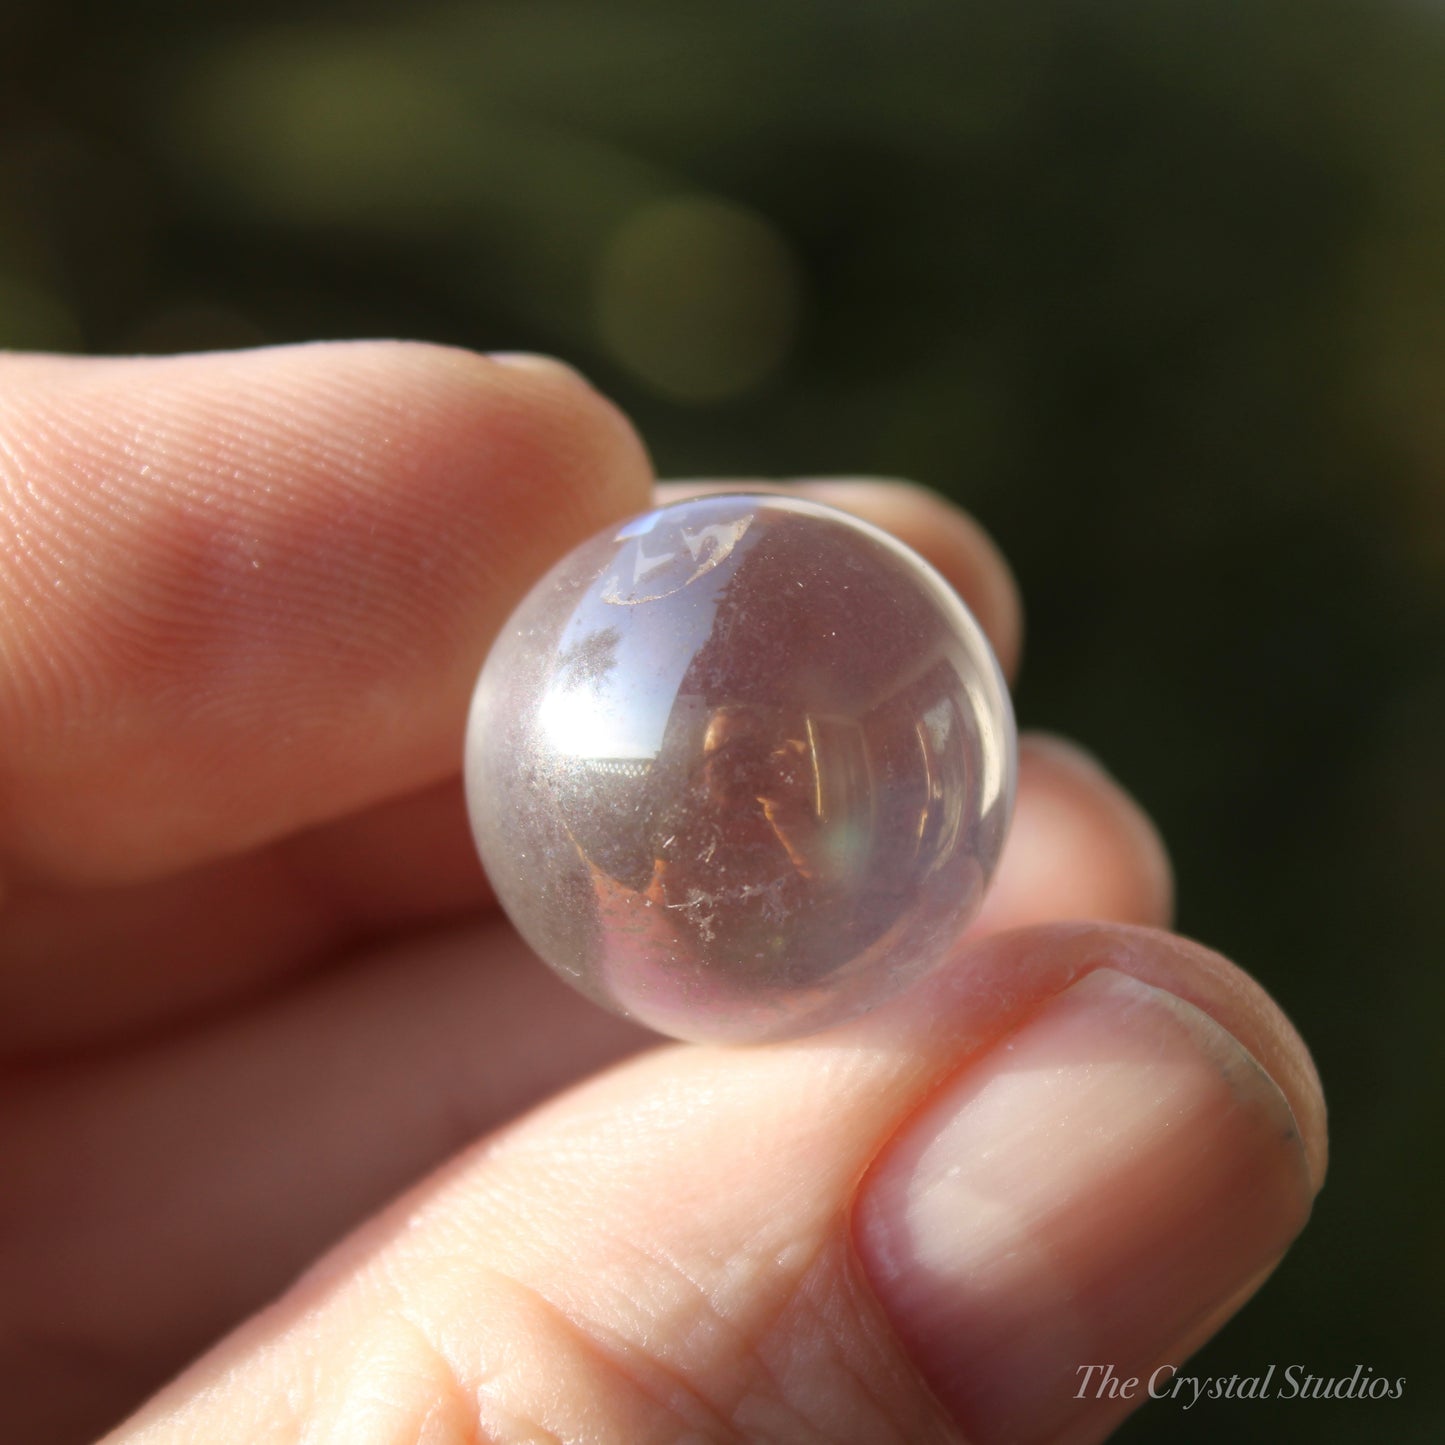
[594,194,801,403]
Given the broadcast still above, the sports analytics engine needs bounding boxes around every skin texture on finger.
[0,730,1168,1441]
[0,343,653,888]
[0,778,490,1059]
[852,967,1314,1444]
[105,923,1324,1445]
[0,474,1025,1056]
[0,920,654,1445]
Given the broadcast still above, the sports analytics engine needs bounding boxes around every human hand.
[0,344,1326,1445]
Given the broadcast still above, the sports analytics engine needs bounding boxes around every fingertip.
[855,942,1320,1443]
[0,342,654,883]
[971,731,1175,937]
[894,920,1327,1197]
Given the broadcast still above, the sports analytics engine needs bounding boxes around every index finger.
[0,343,653,889]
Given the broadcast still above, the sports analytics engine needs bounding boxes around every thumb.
[110,922,1325,1445]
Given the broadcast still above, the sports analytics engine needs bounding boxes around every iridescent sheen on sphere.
[464,494,1015,1044]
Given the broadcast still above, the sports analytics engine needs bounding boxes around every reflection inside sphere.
[466,493,1014,1043]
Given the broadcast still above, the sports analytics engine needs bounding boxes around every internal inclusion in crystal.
[465,493,1015,1044]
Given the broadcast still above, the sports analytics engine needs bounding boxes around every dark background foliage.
[2,2,1441,1439]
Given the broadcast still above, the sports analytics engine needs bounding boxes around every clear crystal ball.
[464,494,1015,1043]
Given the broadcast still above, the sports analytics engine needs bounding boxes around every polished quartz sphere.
[464,493,1015,1044]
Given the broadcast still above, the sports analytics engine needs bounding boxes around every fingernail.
[486,352,586,380]
[855,968,1314,1445]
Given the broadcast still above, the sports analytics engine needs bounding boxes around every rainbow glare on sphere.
[464,493,1016,1043]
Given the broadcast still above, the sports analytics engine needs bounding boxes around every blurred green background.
[2,0,1440,1439]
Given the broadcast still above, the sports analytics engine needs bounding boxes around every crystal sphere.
[464,493,1015,1044]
